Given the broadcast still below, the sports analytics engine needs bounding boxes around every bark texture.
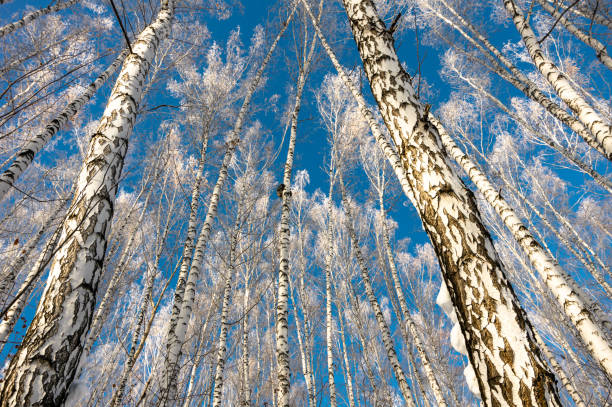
[339,1,561,405]
[504,0,612,159]
[0,1,174,405]
[0,0,80,39]
[0,50,128,202]
[433,115,612,381]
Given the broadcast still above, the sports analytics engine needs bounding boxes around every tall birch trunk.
[275,2,320,401]
[432,0,610,161]
[211,239,237,407]
[504,0,612,159]
[162,8,295,401]
[0,49,128,202]
[302,0,562,404]
[0,0,80,39]
[432,115,612,380]
[324,174,338,407]
[0,1,174,404]
[339,178,417,407]
[536,0,612,70]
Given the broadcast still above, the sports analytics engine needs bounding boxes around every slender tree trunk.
[377,193,449,407]
[241,282,251,406]
[275,2,320,400]
[339,177,417,407]
[302,0,562,404]
[324,173,338,407]
[288,279,316,407]
[433,114,612,380]
[211,237,237,407]
[504,0,612,159]
[0,49,128,202]
[433,0,610,161]
[0,0,80,39]
[536,0,612,70]
[334,290,357,407]
[0,197,68,307]
[0,214,63,352]
[162,10,296,402]
[0,1,174,404]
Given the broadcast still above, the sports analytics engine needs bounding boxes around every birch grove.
[0,0,610,406]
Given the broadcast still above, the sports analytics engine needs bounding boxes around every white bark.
[275,2,320,401]
[536,0,612,70]
[306,0,562,404]
[0,1,174,404]
[0,49,128,202]
[211,238,237,407]
[340,177,417,407]
[0,0,80,39]
[504,0,612,159]
[162,7,296,402]
[433,114,612,381]
[377,193,449,407]
[324,175,338,407]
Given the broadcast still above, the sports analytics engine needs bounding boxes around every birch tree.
[0,1,175,404]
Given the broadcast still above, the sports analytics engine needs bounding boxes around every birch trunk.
[324,174,338,407]
[444,59,612,193]
[0,215,63,352]
[275,2,320,400]
[288,279,316,407]
[0,1,174,404]
[504,0,612,159]
[0,49,128,202]
[303,0,562,404]
[334,290,357,407]
[339,177,417,407]
[0,0,80,38]
[211,239,237,407]
[433,0,610,161]
[533,332,585,407]
[0,197,68,307]
[161,10,296,401]
[433,114,612,380]
[377,193,449,407]
[536,0,612,70]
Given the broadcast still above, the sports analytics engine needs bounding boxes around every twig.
[538,0,580,44]
[109,0,133,54]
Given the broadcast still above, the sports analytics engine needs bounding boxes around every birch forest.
[0,0,610,406]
